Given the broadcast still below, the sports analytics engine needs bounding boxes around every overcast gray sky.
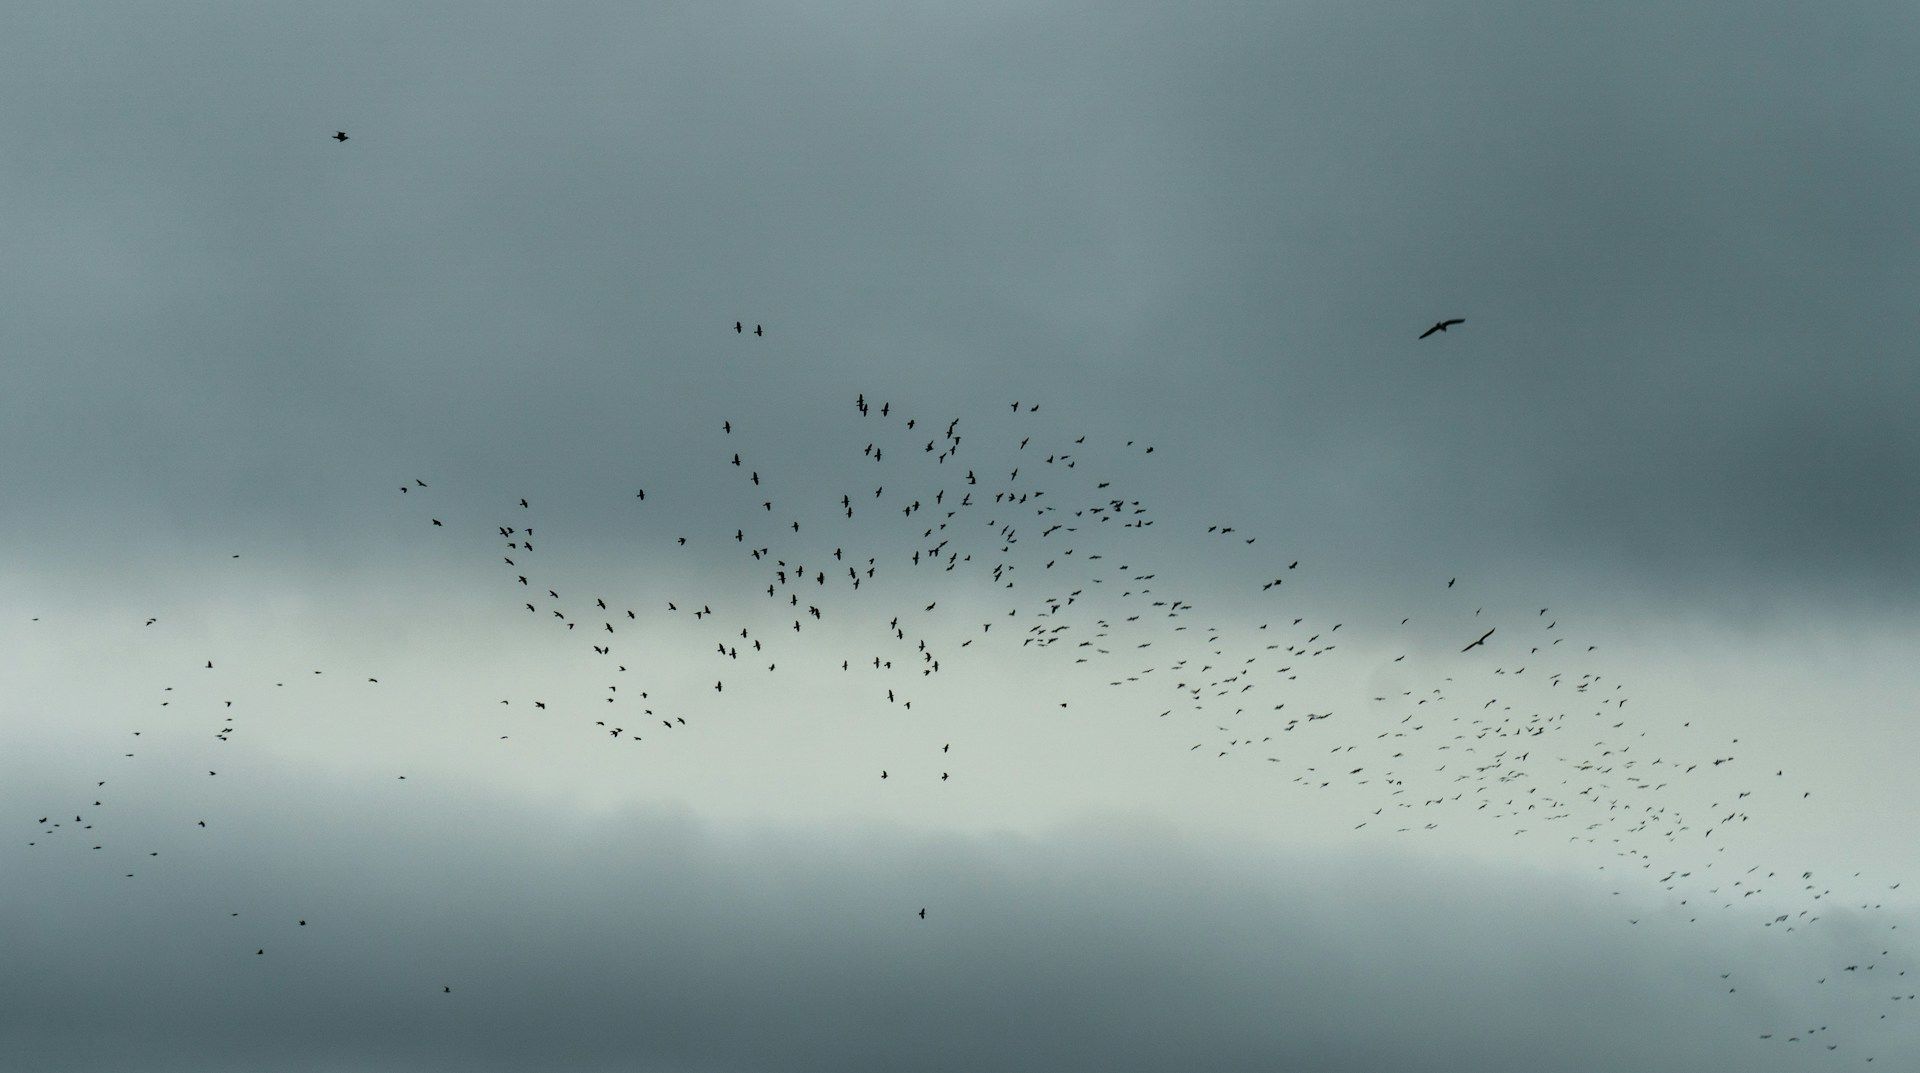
[5,2,1919,1069]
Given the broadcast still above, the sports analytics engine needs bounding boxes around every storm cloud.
[6,1,1920,1069]
[3,2,1917,607]
[3,776,1887,1072]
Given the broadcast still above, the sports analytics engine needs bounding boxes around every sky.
[5,2,1919,1069]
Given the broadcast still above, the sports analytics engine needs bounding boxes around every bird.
[1419,318,1465,339]
[754,324,763,336]
[1462,627,1495,652]
[332,131,348,142]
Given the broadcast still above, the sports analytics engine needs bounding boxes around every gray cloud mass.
[2,1,1916,608]
[5,2,1920,1070]
[1,779,1888,1072]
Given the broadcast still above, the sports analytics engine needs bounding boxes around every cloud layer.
[5,780,1887,1072]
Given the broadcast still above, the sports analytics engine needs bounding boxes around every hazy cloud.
[2,779,1883,1072]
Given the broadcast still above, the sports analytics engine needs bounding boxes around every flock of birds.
[10,130,1914,1063]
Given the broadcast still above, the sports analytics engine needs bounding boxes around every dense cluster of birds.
[10,131,1913,1062]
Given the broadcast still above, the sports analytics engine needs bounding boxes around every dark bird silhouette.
[332,131,348,142]
[1462,627,1495,652]
[734,321,742,333]
[754,324,763,336]
[1419,318,1465,339]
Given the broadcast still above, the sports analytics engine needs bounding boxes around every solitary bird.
[332,131,348,142]
[1419,318,1465,339]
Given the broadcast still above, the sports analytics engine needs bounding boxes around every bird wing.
[1419,323,1441,339]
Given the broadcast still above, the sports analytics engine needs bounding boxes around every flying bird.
[332,131,348,142]
[1462,627,1495,652]
[1419,318,1465,339]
